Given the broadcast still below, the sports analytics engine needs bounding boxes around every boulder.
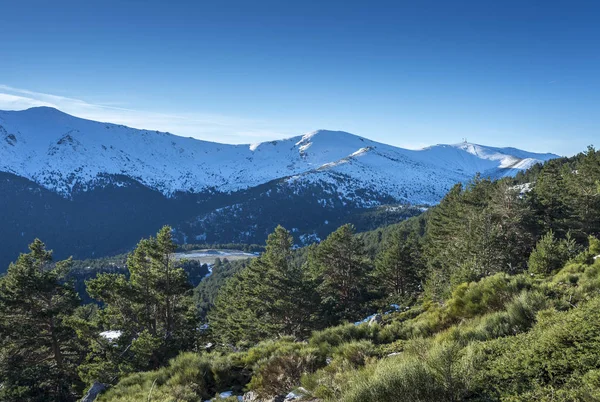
[80,382,106,402]
[285,387,310,401]
[368,314,382,326]
[243,391,261,401]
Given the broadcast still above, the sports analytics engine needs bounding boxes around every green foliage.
[425,178,536,300]
[248,347,320,398]
[193,257,249,319]
[445,273,534,320]
[209,226,317,345]
[310,224,373,326]
[80,226,197,384]
[341,340,474,402]
[528,230,578,275]
[590,235,600,255]
[99,250,600,402]
[0,240,84,401]
[97,352,213,402]
[373,229,423,303]
[473,296,600,400]
[309,323,380,349]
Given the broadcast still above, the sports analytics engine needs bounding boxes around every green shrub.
[445,273,533,320]
[474,297,600,399]
[309,323,378,349]
[340,340,473,402]
[332,340,377,367]
[98,352,213,402]
[589,236,600,255]
[247,347,320,398]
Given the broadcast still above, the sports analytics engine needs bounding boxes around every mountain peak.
[296,130,366,147]
[302,129,360,140]
[20,106,69,116]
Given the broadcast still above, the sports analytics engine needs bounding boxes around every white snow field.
[0,107,558,204]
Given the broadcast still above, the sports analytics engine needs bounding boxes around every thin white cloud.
[0,84,294,143]
[0,93,57,109]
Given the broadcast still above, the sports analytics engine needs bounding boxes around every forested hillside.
[0,146,598,402]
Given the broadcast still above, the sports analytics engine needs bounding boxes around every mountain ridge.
[0,106,561,269]
[0,107,558,202]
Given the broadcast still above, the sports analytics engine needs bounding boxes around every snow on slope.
[0,107,558,202]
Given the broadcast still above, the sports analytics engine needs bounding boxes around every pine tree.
[0,240,84,402]
[209,226,316,345]
[310,224,371,326]
[532,159,574,237]
[424,183,466,300]
[528,230,577,275]
[568,146,600,236]
[81,226,196,382]
[373,229,423,303]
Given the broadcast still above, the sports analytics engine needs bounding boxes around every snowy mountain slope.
[0,107,561,269]
[0,107,558,203]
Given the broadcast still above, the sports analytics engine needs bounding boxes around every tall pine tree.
[373,230,422,303]
[209,226,315,345]
[310,224,371,326]
[81,226,196,383]
[0,240,84,402]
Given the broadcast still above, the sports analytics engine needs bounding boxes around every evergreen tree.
[310,224,371,326]
[531,159,574,237]
[424,177,535,300]
[528,231,578,275]
[568,146,600,236]
[373,229,422,303]
[0,240,84,402]
[209,226,315,345]
[80,226,196,383]
[485,180,535,273]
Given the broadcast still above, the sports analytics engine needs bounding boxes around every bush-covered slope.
[99,251,600,401]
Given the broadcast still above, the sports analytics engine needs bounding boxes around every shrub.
[248,347,320,398]
[332,340,377,367]
[474,297,600,399]
[98,352,213,401]
[309,323,378,349]
[340,340,473,402]
[445,273,533,320]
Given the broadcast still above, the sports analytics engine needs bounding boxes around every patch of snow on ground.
[99,330,122,341]
[204,264,213,278]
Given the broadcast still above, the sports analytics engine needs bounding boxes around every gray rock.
[284,387,310,401]
[243,391,259,401]
[80,382,106,402]
[368,314,382,326]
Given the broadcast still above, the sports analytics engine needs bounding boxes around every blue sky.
[1,0,598,155]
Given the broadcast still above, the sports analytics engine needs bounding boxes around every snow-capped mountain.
[0,107,558,268]
[0,107,557,203]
